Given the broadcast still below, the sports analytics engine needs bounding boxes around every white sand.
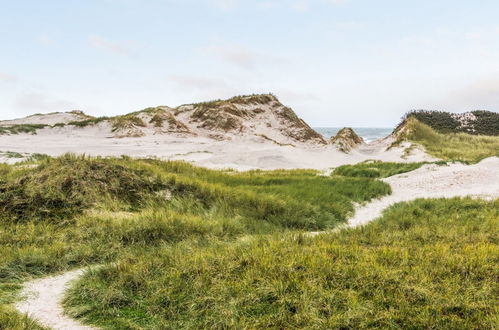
[15,269,95,330]
[0,127,435,170]
[0,112,88,126]
[347,156,499,227]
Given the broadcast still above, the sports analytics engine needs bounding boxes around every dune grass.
[400,117,499,162]
[65,198,499,329]
[0,124,48,135]
[2,155,495,329]
[333,160,426,178]
[0,155,392,326]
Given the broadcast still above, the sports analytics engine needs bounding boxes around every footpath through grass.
[65,198,499,329]
[0,154,392,327]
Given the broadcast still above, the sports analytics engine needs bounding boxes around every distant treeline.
[402,110,499,136]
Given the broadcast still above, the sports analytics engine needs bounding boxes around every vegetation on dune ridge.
[0,93,325,142]
[186,93,279,108]
[65,198,499,329]
[0,124,48,135]
[401,109,499,136]
[67,116,109,128]
[395,117,499,162]
[330,127,364,152]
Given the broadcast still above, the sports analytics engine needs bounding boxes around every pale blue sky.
[1,0,499,126]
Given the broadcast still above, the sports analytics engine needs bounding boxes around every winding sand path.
[347,157,499,228]
[15,269,95,330]
[14,157,499,329]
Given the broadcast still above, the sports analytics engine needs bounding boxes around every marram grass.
[1,155,495,329]
[400,117,499,162]
[65,198,499,329]
[0,154,393,327]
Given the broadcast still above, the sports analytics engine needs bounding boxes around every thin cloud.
[88,34,134,56]
[169,74,242,102]
[293,0,349,11]
[446,78,499,110]
[0,72,17,83]
[204,44,285,69]
[14,93,75,111]
[213,0,238,10]
[335,21,364,30]
[170,75,229,89]
[37,33,57,46]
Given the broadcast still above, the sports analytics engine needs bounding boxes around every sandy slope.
[14,157,499,329]
[0,127,435,170]
[0,112,88,126]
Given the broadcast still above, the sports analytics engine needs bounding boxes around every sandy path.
[347,157,499,227]
[15,269,95,330]
[14,157,499,329]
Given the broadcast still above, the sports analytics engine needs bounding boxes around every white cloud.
[292,0,310,11]
[213,0,349,11]
[213,0,238,10]
[88,34,135,56]
[446,78,499,110]
[335,21,364,30]
[204,44,284,69]
[170,75,228,89]
[324,0,349,4]
[0,72,17,83]
[37,33,57,46]
[14,93,75,111]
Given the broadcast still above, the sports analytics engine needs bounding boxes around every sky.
[1,0,499,127]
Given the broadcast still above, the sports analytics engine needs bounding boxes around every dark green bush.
[400,110,499,136]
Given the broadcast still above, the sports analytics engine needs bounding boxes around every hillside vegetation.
[1,155,496,329]
[65,198,499,329]
[0,155,393,327]
[0,94,327,144]
[404,110,499,136]
[395,117,499,162]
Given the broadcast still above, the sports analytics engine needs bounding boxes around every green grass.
[398,117,499,162]
[333,160,426,178]
[2,155,496,329]
[65,198,499,329]
[111,114,146,132]
[0,124,48,135]
[0,155,392,327]
[0,151,24,159]
[68,117,109,128]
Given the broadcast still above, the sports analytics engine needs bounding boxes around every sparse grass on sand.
[400,117,499,162]
[0,124,48,135]
[0,155,392,326]
[65,198,499,329]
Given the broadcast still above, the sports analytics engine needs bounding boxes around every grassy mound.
[65,198,499,329]
[333,160,426,178]
[330,127,364,152]
[0,155,165,223]
[395,117,499,162]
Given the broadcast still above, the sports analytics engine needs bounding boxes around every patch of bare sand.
[15,269,95,330]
